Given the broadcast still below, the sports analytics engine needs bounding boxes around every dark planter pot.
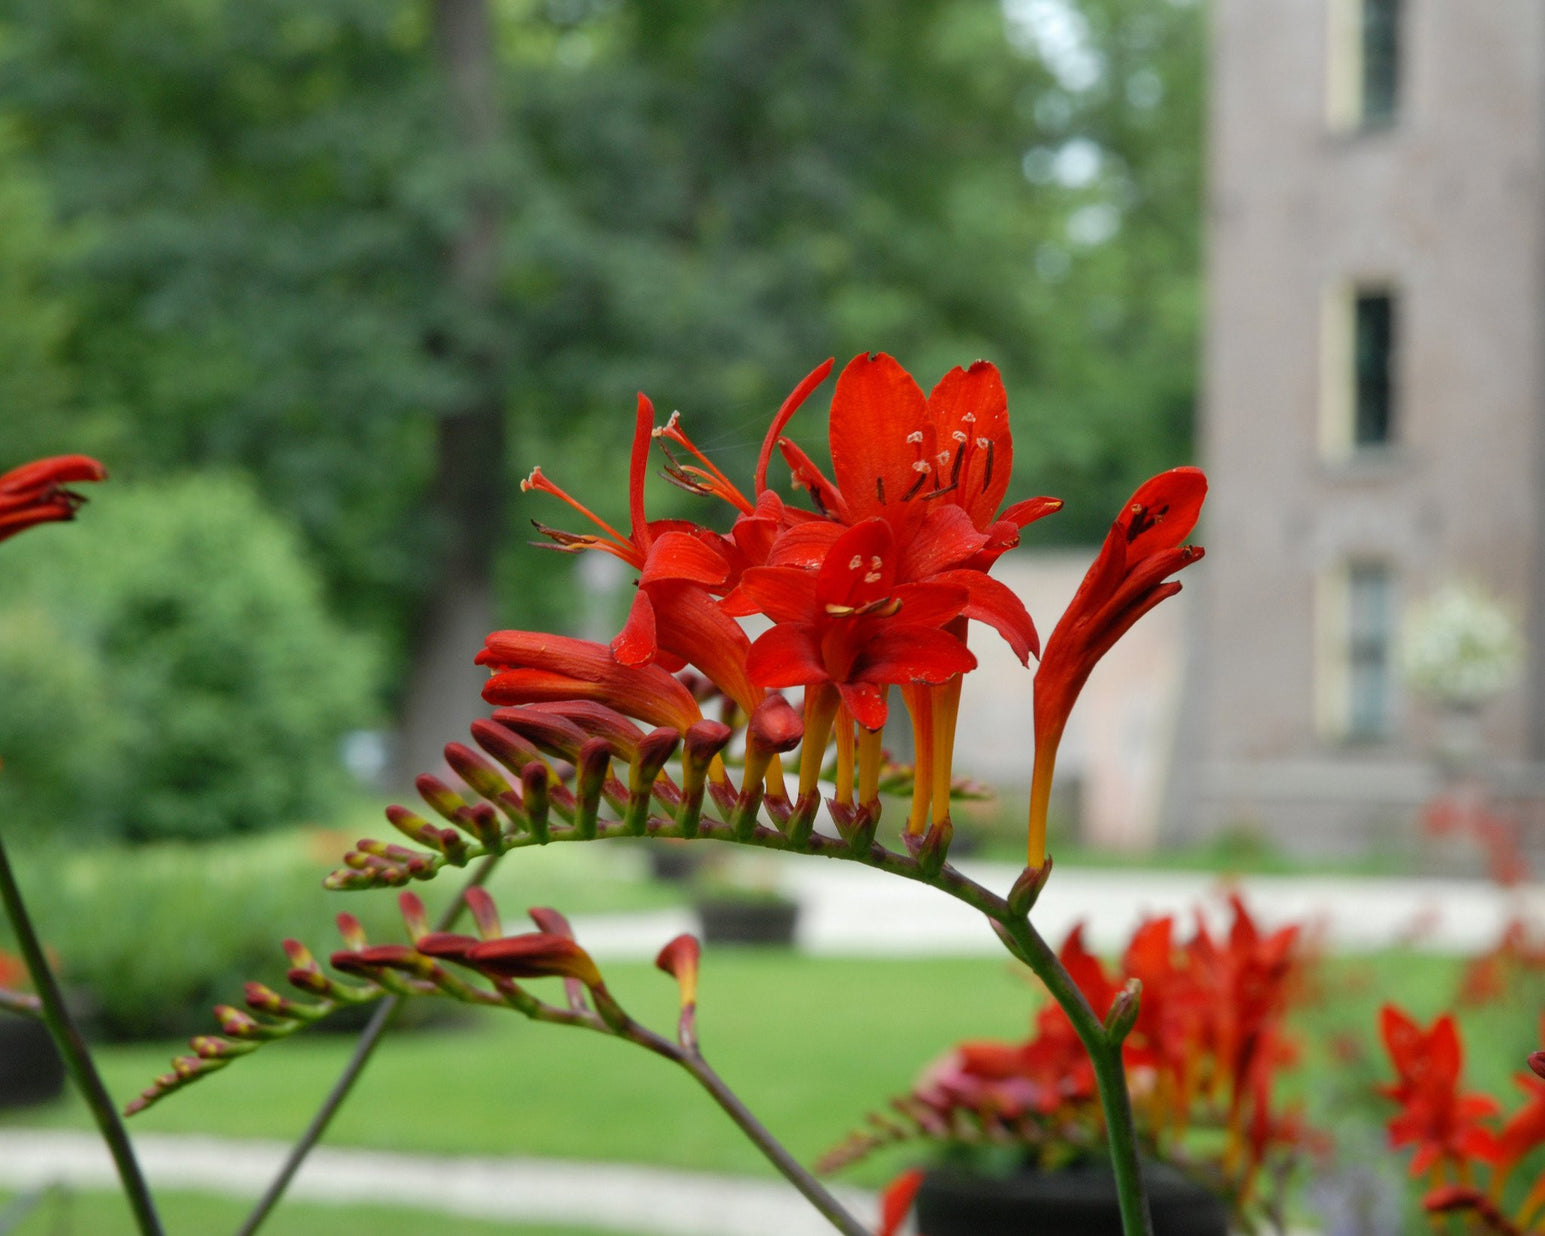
[916,1160,1229,1236]
[0,1011,66,1109]
[694,897,800,946]
[646,845,703,883]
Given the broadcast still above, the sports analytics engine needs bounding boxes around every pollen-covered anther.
[911,461,930,473]
[848,554,863,569]
[905,430,924,444]
[863,571,882,584]
[952,431,968,443]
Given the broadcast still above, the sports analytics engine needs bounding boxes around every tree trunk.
[395,0,507,786]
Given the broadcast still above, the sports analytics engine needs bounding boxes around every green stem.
[618,1020,870,1236]
[0,832,163,1236]
[236,854,502,1236]
[997,914,1152,1236]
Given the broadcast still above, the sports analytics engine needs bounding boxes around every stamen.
[875,477,886,505]
[949,443,965,487]
[912,461,931,473]
[961,412,976,424]
[862,570,882,584]
[902,470,930,501]
[951,431,968,443]
[936,451,951,467]
[905,431,924,444]
[869,556,882,570]
[521,468,637,561]
[848,554,864,570]
[981,440,995,491]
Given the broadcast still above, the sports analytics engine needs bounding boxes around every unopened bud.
[528,906,575,939]
[335,913,368,951]
[415,774,468,822]
[1105,978,1142,1044]
[1530,1051,1545,1080]
[487,708,587,761]
[470,718,545,773]
[1006,857,1054,919]
[464,886,503,939]
[398,892,430,941]
[521,762,551,842]
[655,934,700,1008]
[572,737,612,839]
[445,743,513,803]
[906,818,953,878]
[464,933,604,990]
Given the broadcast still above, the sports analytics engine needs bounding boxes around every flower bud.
[521,762,551,842]
[460,886,502,939]
[1104,977,1142,1044]
[906,818,953,878]
[398,892,430,942]
[572,737,612,839]
[528,906,575,939]
[1006,857,1054,919]
[463,933,604,990]
[655,934,700,1009]
[445,743,513,803]
[469,718,545,774]
[486,708,588,762]
[1530,1051,1545,1081]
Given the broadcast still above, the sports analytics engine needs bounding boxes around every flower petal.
[746,623,828,688]
[932,568,1040,663]
[926,360,1011,527]
[828,353,927,521]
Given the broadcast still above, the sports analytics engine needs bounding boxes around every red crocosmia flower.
[521,394,762,713]
[1026,466,1206,865]
[877,1169,925,1236]
[478,631,702,733]
[1378,1005,1501,1177]
[0,455,107,543]
[743,519,974,787]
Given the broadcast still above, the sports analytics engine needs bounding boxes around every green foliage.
[0,474,377,842]
[0,0,1205,660]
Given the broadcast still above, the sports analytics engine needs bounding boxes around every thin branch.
[235,853,502,1236]
[0,831,163,1235]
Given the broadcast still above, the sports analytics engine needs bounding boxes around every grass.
[6,955,1037,1188]
[0,1186,648,1235]
[6,948,1534,1180]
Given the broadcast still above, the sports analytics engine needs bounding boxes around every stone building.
[1171,0,1545,852]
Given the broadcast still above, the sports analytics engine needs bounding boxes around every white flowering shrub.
[1399,584,1524,708]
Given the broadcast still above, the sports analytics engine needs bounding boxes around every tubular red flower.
[478,631,702,732]
[0,454,107,543]
[1027,467,1207,865]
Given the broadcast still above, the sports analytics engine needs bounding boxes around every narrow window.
[1320,285,1398,458]
[1360,0,1401,126]
[1318,562,1397,740]
[1353,292,1395,446]
[1327,0,1402,130]
[1345,562,1395,738]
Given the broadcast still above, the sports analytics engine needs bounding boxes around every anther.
[848,554,863,570]
[951,431,967,443]
[906,431,924,444]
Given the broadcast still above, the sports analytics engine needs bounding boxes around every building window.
[1328,0,1403,130]
[1317,561,1397,741]
[1320,285,1398,458]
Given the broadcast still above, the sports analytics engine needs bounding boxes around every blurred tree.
[0,0,1203,765]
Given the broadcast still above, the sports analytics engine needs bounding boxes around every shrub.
[0,473,377,842]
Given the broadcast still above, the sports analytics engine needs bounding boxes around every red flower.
[1378,1004,1500,1177]
[877,1169,925,1236]
[477,631,703,733]
[523,395,760,713]
[743,520,975,729]
[1026,467,1206,864]
[0,455,107,543]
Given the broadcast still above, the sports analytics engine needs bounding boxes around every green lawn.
[0,1187,647,1236]
[6,947,1531,1199]
[6,955,1041,1189]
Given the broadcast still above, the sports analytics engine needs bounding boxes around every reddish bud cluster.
[0,455,106,544]
[825,896,1311,1218]
[1378,1007,1545,1231]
